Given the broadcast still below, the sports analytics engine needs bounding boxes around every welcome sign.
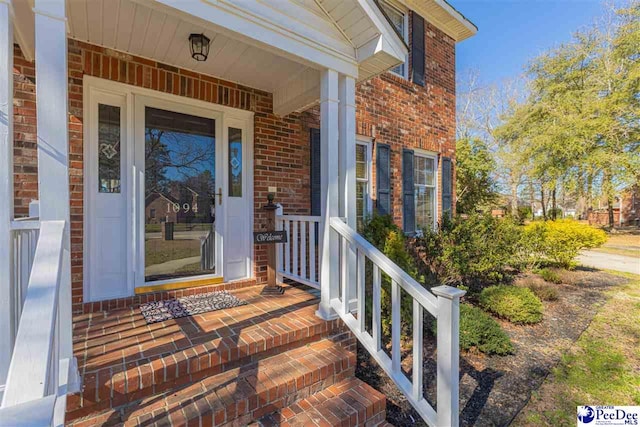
[254,231,287,244]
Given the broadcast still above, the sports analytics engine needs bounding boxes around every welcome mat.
[139,291,247,324]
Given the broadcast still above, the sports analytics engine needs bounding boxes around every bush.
[479,285,544,324]
[411,214,523,292]
[362,215,422,337]
[523,220,607,268]
[434,304,514,355]
[539,268,563,284]
[526,281,559,301]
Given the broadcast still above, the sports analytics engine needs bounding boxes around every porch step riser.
[255,378,388,427]
[68,339,357,427]
[67,326,353,421]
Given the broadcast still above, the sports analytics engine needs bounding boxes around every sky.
[453,0,606,86]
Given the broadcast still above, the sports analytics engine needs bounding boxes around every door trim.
[83,76,254,301]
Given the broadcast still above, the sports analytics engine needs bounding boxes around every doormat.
[139,291,247,324]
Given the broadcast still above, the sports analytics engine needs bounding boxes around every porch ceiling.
[11,0,410,115]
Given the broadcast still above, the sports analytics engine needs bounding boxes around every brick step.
[67,286,347,421]
[254,378,387,427]
[67,338,357,426]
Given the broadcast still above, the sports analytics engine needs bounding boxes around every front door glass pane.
[144,107,216,282]
[98,104,121,193]
[228,128,242,197]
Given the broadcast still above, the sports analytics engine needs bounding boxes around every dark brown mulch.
[355,269,629,427]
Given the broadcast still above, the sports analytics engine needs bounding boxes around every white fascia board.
[356,33,404,65]
[153,0,359,78]
[356,0,408,60]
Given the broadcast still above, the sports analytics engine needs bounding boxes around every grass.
[145,239,200,266]
[590,232,640,258]
[514,272,640,425]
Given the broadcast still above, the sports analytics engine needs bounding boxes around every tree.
[455,137,498,213]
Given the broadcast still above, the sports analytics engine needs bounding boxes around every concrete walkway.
[145,255,201,276]
[578,250,640,275]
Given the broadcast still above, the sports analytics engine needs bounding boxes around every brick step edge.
[255,377,387,427]
[67,338,357,427]
[67,320,352,421]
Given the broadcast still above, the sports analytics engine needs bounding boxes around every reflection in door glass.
[144,107,216,282]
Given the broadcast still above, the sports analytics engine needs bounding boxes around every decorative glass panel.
[98,104,121,193]
[228,128,243,197]
[144,107,216,282]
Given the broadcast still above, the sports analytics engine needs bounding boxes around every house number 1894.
[167,203,198,213]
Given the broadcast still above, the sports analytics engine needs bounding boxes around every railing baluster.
[413,299,424,400]
[292,221,298,276]
[276,219,283,273]
[372,264,381,351]
[357,250,365,333]
[310,221,316,283]
[391,280,401,374]
[284,220,291,274]
[340,235,348,314]
[300,221,306,280]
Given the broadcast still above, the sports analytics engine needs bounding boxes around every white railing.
[0,221,69,427]
[275,207,321,289]
[200,226,216,271]
[328,217,465,427]
[9,218,40,347]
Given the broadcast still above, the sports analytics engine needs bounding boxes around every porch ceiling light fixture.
[189,33,210,62]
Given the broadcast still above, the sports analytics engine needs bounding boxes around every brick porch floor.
[66,284,389,426]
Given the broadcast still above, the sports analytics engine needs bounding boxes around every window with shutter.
[310,128,321,216]
[376,144,391,216]
[402,149,415,234]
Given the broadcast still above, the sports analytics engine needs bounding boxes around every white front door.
[84,77,254,301]
[85,90,131,301]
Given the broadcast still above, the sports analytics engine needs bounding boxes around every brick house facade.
[12,11,457,313]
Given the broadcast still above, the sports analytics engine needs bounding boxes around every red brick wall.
[12,45,38,217]
[355,19,456,225]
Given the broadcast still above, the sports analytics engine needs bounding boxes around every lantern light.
[189,33,210,62]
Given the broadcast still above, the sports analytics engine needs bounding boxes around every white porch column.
[316,69,340,320]
[338,75,357,307]
[0,0,14,393]
[34,0,78,388]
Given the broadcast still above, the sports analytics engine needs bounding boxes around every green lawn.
[514,271,640,425]
[145,239,200,267]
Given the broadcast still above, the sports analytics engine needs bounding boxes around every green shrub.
[539,268,563,284]
[523,220,607,268]
[411,213,523,292]
[362,215,422,337]
[526,281,559,301]
[479,285,544,324]
[431,304,514,355]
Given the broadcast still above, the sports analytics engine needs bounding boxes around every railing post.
[0,0,15,394]
[316,69,340,320]
[432,285,466,427]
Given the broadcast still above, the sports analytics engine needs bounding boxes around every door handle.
[215,188,223,205]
